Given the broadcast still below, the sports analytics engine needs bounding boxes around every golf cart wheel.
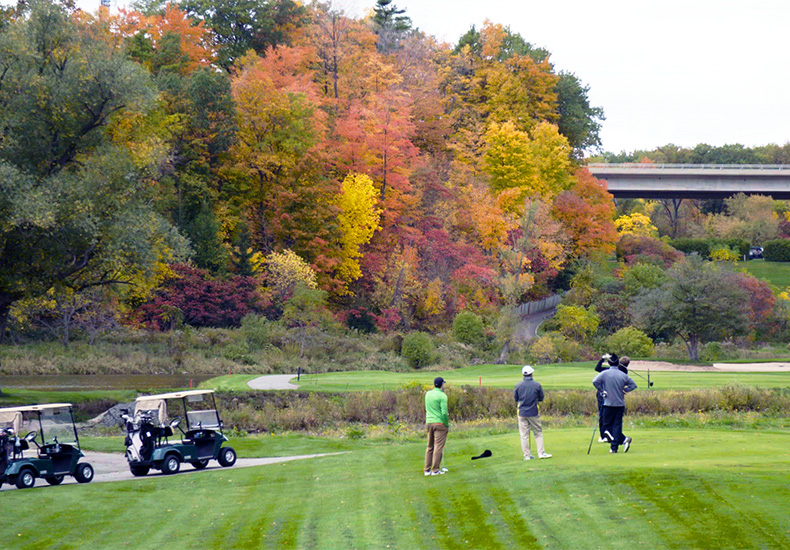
[15,468,36,489]
[129,465,150,477]
[74,463,94,484]
[191,459,209,470]
[217,447,237,467]
[45,475,65,486]
[161,454,181,475]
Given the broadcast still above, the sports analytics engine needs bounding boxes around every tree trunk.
[685,335,700,361]
[497,340,510,364]
[0,293,19,343]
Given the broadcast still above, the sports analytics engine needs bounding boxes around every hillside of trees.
[3,0,790,368]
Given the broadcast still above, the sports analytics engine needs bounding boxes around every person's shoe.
[623,437,632,453]
[598,437,609,443]
[538,453,552,459]
[609,449,617,453]
[431,470,445,475]
[424,471,432,476]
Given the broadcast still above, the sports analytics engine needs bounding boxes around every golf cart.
[121,389,236,477]
[0,403,94,489]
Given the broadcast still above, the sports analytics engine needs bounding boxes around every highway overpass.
[587,163,790,199]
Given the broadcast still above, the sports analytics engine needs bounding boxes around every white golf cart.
[121,389,236,476]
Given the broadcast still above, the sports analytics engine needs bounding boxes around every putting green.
[2,426,788,549]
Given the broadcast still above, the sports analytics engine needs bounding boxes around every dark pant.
[597,393,605,438]
[601,405,626,451]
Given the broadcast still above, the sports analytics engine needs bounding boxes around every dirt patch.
[629,360,790,373]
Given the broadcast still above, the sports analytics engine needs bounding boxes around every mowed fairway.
[2,427,789,549]
[204,363,790,392]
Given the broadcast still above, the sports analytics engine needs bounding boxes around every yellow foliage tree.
[483,121,573,206]
[422,278,445,317]
[334,173,382,291]
[614,212,658,237]
[260,249,318,306]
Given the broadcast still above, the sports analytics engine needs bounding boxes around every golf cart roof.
[135,389,215,402]
[0,403,73,414]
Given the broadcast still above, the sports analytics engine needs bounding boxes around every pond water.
[0,374,215,391]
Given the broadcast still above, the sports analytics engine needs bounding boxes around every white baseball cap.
[522,365,534,376]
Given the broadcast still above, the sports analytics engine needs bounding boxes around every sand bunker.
[629,360,790,373]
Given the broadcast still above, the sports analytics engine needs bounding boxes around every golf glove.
[602,353,611,360]
[601,391,607,398]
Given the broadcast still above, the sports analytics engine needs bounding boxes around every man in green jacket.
[424,377,449,476]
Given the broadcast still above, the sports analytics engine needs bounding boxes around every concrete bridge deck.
[587,163,790,199]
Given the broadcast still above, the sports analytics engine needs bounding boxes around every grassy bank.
[3,426,789,549]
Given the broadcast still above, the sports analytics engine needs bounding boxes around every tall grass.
[216,385,790,433]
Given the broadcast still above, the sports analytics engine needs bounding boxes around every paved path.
[247,374,300,390]
[514,308,556,342]
[0,451,345,491]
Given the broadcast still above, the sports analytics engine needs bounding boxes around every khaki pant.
[518,415,545,459]
[424,423,448,473]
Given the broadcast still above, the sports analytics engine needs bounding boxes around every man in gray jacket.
[514,365,552,460]
[592,356,637,453]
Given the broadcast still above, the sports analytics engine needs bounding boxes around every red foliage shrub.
[615,235,684,267]
[373,308,401,333]
[134,264,264,330]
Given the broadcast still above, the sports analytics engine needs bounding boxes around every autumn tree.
[483,122,573,207]
[260,249,318,310]
[333,173,382,291]
[497,200,569,305]
[615,212,658,237]
[0,1,189,338]
[225,48,337,267]
[551,168,618,258]
[121,3,216,75]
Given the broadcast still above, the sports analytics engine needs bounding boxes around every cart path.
[247,374,300,390]
[0,451,347,491]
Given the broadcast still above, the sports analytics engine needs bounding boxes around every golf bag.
[122,412,160,463]
[0,429,11,473]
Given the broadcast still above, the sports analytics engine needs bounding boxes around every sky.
[10,0,790,154]
[344,0,790,154]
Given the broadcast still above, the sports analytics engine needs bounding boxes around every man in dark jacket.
[593,356,637,453]
[514,365,552,460]
[594,353,631,441]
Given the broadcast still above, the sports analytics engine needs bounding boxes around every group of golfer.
[423,353,637,475]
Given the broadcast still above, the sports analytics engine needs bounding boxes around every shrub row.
[763,239,790,262]
[669,238,751,258]
[215,386,790,433]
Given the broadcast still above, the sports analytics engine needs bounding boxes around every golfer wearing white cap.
[514,365,552,460]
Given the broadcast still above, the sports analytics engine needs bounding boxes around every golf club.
[586,420,597,455]
[471,449,492,460]
[629,369,654,387]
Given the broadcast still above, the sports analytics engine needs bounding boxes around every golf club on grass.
[471,449,492,460]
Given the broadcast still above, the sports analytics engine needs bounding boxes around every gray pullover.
[592,367,637,407]
[514,376,544,417]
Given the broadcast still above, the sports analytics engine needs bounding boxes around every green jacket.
[425,388,449,426]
